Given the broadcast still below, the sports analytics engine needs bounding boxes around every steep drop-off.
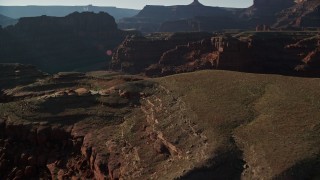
[274,0,320,29]
[111,32,213,74]
[111,31,320,77]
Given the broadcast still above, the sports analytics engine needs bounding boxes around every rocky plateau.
[1,63,320,179]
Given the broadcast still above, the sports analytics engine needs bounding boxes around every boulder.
[75,88,91,96]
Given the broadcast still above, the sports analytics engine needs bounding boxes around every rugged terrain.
[0,12,138,73]
[118,0,320,33]
[111,31,320,77]
[111,32,213,74]
[1,64,320,179]
[274,0,320,29]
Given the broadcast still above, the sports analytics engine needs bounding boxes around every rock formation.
[118,0,319,33]
[240,0,296,27]
[112,31,320,77]
[0,67,150,179]
[118,1,234,33]
[111,32,213,73]
[273,0,320,29]
[286,35,320,74]
[0,12,137,73]
[1,64,320,179]
[145,36,251,76]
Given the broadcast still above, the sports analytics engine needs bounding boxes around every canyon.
[1,64,320,179]
[0,0,319,179]
[111,31,320,77]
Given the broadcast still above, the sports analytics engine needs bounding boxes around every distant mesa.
[189,0,205,6]
[0,5,140,20]
[118,0,233,33]
[0,12,139,73]
[118,0,320,33]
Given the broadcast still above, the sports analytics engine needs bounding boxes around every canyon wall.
[112,31,320,77]
[111,32,213,73]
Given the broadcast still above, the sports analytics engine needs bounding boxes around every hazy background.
[0,0,253,9]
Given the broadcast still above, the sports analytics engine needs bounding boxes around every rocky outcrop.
[0,12,137,73]
[111,32,213,73]
[0,121,86,179]
[273,0,320,29]
[286,35,320,74]
[0,66,152,179]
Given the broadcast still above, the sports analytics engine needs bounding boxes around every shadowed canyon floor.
[1,64,320,179]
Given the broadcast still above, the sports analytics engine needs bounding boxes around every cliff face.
[286,35,320,74]
[118,2,234,33]
[119,0,319,33]
[112,31,320,77]
[111,32,213,73]
[0,12,134,73]
[240,0,296,27]
[145,36,251,76]
[274,0,320,28]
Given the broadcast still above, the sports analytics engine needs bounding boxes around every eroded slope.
[1,68,320,179]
